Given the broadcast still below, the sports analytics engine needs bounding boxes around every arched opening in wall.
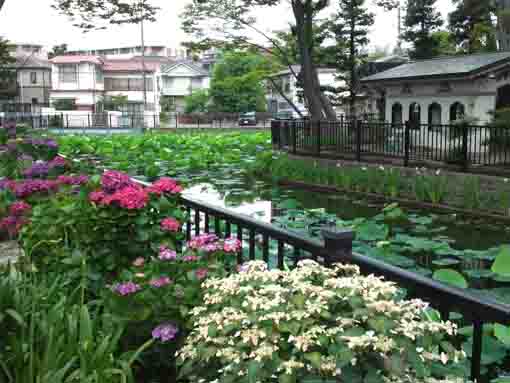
[409,102,421,129]
[449,102,465,121]
[428,103,442,131]
[391,102,403,125]
[496,84,510,110]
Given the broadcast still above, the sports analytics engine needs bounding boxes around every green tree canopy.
[52,0,157,30]
[403,0,444,59]
[448,0,496,54]
[184,90,210,113]
[48,44,68,59]
[209,50,275,113]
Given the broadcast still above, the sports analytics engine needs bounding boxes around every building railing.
[161,112,273,129]
[271,119,510,170]
[75,167,510,383]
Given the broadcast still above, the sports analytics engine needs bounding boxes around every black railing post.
[61,113,64,129]
[279,121,285,149]
[292,121,297,154]
[404,121,410,167]
[355,119,362,162]
[470,320,483,382]
[87,114,91,129]
[316,120,321,155]
[462,125,469,172]
[321,229,355,267]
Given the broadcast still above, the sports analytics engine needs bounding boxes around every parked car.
[238,112,257,126]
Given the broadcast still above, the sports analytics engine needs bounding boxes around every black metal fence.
[272,119,510,170]
[0,112,159,130]
[161,112,273,129]
[178,194,510,383]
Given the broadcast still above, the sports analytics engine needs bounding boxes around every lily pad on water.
[432,269,468,288]
[432,258,461,267]
[492,246,510,277]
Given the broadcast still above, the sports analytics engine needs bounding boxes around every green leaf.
[248,361,260,383]
[494,324,510,346]
[279,374,296,383]
[432,269,468,289]
[304,352,322,369]
[492,246,510,277]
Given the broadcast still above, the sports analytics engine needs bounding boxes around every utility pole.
[140,0,147,111]
[397,5,403,54]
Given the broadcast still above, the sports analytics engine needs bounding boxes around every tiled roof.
[50,55,103,65]
[361,52,510,82]
[103,59,160,72]
[161,60,209,76]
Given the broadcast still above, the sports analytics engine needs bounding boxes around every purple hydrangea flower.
[152,323,178,342]
[23,162,50,177]
[112,281,141,296]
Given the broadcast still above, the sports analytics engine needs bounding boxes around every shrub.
[178,260,465,383]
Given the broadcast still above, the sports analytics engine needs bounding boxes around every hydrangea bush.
[178,260,466,383]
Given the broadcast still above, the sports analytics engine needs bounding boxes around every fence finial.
[321,228,355,266]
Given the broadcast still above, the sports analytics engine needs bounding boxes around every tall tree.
[331,0,374,116]
[448,0,496,53]
[52,0,157,31]
[0,0,5,12]
[403,0,444,59]
[181,0,339,121]
[48,44,68,59]
[209,50,274,113]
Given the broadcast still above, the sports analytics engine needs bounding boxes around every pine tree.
[448,0,496,53]
[403,0,444,59]
[331,0,374,116]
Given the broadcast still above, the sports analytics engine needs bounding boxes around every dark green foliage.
[184,90,210,113]
[402,0,444,59]
[448,0,497,54]
[209,50,273,113]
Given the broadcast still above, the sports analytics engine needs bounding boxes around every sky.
[0,0,455,53]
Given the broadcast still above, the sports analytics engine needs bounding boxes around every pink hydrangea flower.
[223,237,242,253]
[161,217,181,232]
[110,186,149,210]
[9,201,31,216]
[159,246,177,261]
[149,276,172,288]
[183,255,199,262]
[195,268,208,280]
[113,282,141,296]
[187,234,219,250]
[132,257,145,267]
[101,170,133,193]
[89,190,106,204]
[147,177,183,195]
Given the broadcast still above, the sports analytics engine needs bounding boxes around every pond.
[174,166,510,306]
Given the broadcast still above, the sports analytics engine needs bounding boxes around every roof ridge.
[406,51,510,64]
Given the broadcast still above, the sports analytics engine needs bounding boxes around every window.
[284,80,291,93]
[59,64,77,83]
[96,67,103,83]
[391,103,403,125]
[428,103,442,131]
[30,72,37,84]
[408,103,421,129]
[104,77,153,91]
[31,97,38,105]
[449,102,465,121]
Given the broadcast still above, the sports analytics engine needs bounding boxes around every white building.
[159,61,211,112]
[50,55,105,111]
[265,65,346,117]
[360,51,510,125]
[66,45,188,60]
[0,43,51,111]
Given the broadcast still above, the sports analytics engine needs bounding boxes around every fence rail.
[178,194,510,383]
[272,119,510,170]
[85,171,510,382]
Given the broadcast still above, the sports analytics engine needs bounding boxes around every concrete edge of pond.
[0,241,22,265]
[277,178,510,223]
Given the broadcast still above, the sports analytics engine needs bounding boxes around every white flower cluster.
[178,260,464,383]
